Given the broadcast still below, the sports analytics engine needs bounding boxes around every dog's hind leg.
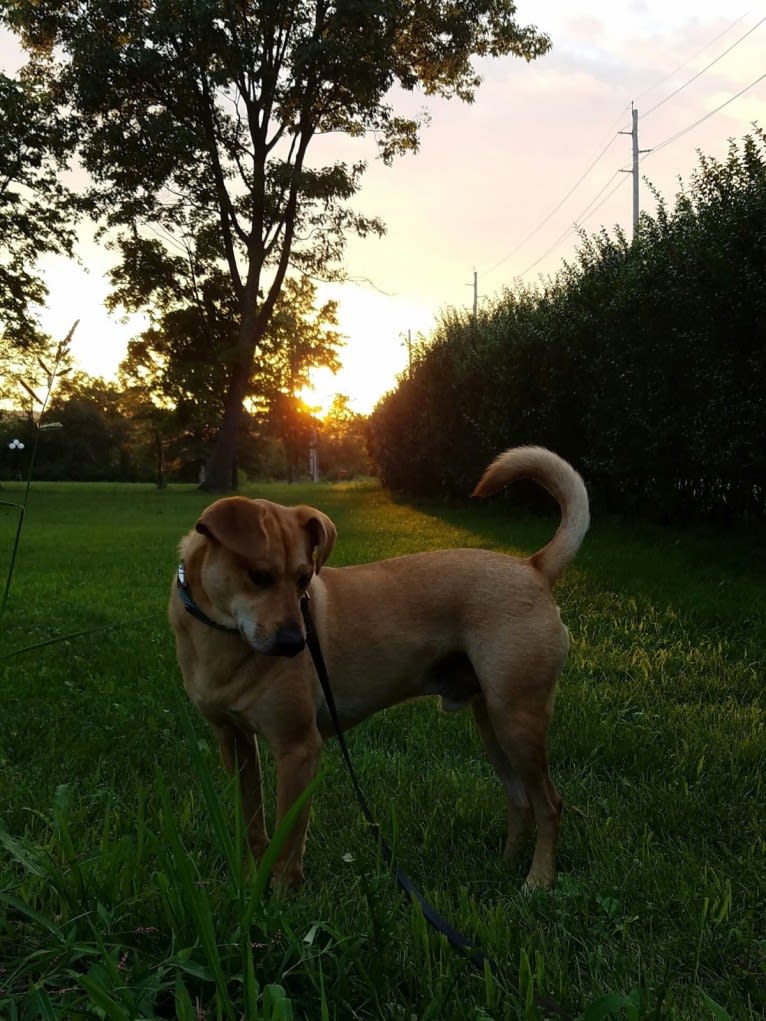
[482,696,562,890]
[472,695,534,868]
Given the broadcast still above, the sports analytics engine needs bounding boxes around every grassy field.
[0,479,763,1020]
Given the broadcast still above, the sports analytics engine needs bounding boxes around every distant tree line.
[0,371,371,486]
[369,129,766,523]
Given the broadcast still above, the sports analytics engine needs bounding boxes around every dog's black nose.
[269,627,306,657]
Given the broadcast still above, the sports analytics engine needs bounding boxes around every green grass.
[0,479,763,1020]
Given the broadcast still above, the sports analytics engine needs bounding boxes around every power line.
[632,12,751,108]
[517,171,628,280]
[578,170,632,229]
[648,68,766,157]
[480,14,761,283]
[642,13,766,120]
[568,66,764,249]
[482,129,621,280]
[575,169,630,225]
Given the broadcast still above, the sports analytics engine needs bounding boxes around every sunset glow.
[5,3,763,415]
[297,367,339,419]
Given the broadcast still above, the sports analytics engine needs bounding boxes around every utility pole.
[401,329,413,377]
[619,104,650,239]
[309,419,319,482]
[467,269,478,318]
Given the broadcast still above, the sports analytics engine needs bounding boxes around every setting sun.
[304,283,436,416]
[297,366,339,419]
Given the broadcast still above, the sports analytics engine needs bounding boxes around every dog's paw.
[269,862,304,896]
[522,870,556,893]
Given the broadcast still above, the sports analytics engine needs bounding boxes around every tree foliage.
[319,394,373,478]
[2,0,550,489]
[0,72,78,347]
[369,129,766,522]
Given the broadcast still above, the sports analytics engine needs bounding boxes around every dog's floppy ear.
[297,507,337,574]
[195,498,239,544]
[194,497,266,557]
[195,517,217,541]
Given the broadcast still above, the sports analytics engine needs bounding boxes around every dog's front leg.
[214,724,269,861]
[270,726,323,891]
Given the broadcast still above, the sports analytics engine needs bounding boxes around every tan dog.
[169,446,589,890]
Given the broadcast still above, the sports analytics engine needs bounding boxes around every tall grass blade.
[76,973,131,1021]
[176,694,239,878]
[699,991,732,1021]
[155,768,236,1021]
[245,775,322,912]
[174,975,196,1021]
[263,983,294,1021]
[0,820,49,880]
[0,890,63,938]
[26,987,57,1021]
[582,990,641,1021]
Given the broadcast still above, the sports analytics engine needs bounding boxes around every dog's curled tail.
[471,446,590,584]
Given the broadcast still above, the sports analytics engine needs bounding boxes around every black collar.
[176,561,239,634]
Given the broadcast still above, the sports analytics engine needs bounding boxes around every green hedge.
[369,129,766,522]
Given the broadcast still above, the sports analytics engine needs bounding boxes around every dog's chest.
[185,650,310,735]
[194,696,252,732]
[183,658,265,731]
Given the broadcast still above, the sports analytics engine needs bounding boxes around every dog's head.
[192,496,336,657]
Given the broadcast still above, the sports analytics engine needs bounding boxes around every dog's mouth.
[240,623,306,658]
[265,632,306,658]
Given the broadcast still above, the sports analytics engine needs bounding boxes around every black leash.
[299,591,492,974]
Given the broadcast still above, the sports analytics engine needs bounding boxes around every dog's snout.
[270,626,306,658]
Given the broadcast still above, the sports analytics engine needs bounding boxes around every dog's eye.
[297,572,313,590]
[248,569,274,588]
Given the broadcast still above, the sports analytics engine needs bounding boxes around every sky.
[2,2,765,413]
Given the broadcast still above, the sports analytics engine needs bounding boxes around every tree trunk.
[154,428,167,489]
[201,281,261,492]
[201,365,248,491]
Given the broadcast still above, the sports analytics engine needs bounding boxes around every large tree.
[3,0,550,490]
